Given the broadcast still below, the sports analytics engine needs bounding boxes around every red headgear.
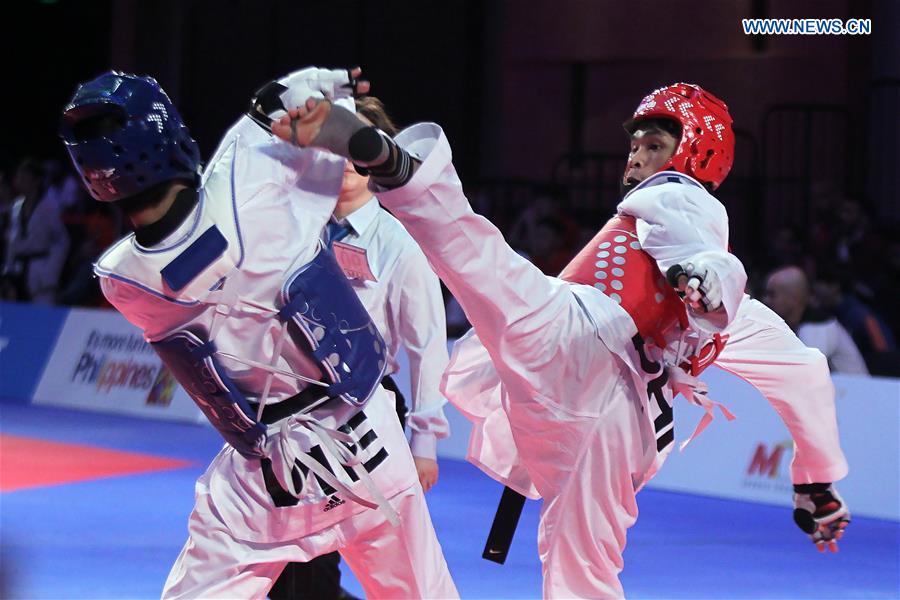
[625,83,734,191]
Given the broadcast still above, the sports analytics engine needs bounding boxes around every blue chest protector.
[279,246,387,406]
[154,330,269,458]
[149,244,387,460]
[101,140,386,461]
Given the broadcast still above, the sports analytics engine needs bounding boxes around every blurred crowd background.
[2,0,898,376]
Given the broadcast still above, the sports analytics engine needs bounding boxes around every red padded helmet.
[625,83,734,190]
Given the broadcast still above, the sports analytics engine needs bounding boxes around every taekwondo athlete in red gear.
[59,67,457,600]
[277,88,685,598]
[616,84,850,553]
[271,75,851,598]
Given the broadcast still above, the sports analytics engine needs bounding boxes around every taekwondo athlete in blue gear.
[59,68,457,599]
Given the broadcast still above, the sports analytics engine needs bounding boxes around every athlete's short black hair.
[624,117,682,140]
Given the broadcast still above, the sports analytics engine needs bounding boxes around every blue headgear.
[60,71,201,202]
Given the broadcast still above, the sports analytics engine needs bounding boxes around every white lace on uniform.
[665,330,736,451]
[202,273,400,525]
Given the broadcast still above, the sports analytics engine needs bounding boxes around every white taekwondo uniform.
[94,101,457,599]
[374,122,847,598]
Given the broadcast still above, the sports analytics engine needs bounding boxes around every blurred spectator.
[759,224,814,274]
[1,158,69,303]
[0,169,13,271]
[43,158,82,212]
[812,266,899,377]
[807,185,839,266]
[816,197,885,303]
[507,188,556,252]
[58,197,119,307]
[507,186,578,257]
[763,266,868,375]
[834,198,872,266]
[529,216,574,275]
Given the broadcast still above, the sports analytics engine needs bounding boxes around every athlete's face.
[623,128,678,187]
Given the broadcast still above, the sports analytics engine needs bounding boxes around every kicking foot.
[272,98,334,148]
[272,98,371,161]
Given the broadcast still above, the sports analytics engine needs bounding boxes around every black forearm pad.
[794,482,831,494]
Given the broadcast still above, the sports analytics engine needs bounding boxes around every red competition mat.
[0,433,194,492]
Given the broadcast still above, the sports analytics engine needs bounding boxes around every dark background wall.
[4,0,897,223]
[496,0,871,170]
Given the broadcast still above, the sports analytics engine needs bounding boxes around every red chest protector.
[559,215,688,348]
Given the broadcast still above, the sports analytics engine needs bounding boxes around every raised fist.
[666,256,723,312]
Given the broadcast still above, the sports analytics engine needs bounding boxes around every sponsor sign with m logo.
[747,441,792,478]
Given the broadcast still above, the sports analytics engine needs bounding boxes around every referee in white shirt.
[269,97,452,600]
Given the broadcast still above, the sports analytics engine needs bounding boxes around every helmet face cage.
[60,71,201,202]
[627,83,734,190]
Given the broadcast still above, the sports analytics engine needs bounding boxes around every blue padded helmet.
[60,71,201,202]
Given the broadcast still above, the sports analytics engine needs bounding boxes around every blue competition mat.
[2,403,897,599]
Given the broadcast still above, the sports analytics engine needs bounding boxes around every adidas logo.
[323,495,346,512]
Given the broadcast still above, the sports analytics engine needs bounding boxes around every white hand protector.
[247,67,362,133]
[277,66,360,107]
[793,483,850,553]
[666,254,723,312]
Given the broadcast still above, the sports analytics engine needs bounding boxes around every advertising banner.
[648,368,899,520]
[0,301,68,403]
[32,307,204,423]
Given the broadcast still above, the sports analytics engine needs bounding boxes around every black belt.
[482,486,527,564]
[253,376,404,426]
[248,384,330,425]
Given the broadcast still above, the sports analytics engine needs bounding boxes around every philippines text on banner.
[32,306,204,423]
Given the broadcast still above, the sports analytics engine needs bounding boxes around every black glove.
[793,483,850,552]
